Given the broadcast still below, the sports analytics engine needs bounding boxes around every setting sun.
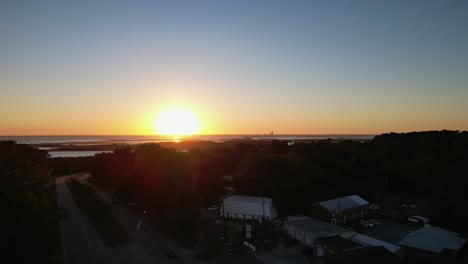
[154,108,200,136]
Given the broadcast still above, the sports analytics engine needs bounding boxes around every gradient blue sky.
[1,0,467,135]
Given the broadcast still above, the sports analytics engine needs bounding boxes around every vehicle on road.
[165,249,177,258]
[360,220,374,228]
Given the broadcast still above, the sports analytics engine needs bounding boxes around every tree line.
[2,130,467,260]
[0,141,61,263]
[52,130,468,239]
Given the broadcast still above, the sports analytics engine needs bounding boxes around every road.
[56,174,194,264]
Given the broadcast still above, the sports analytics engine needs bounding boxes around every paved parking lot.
[360,219,416,244]
[255,244,310,264]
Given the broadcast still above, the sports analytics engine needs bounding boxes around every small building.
[398,226,466,257]
[284,216,355,250]
[310,195,369,225]
[220,195,277,221]
[350,233,405,258]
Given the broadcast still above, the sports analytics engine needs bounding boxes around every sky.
[1,0,467,135]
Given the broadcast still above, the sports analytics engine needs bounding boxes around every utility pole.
[262,196,265,222]
[223,199,227,243]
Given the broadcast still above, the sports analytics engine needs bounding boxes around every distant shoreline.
[0,134,375,158]
[0,134,376,146]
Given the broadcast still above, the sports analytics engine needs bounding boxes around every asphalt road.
[56,174,190,264]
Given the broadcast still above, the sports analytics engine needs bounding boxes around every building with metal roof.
[351,233,405,258]
[318,195,369,212]
[310,195,370,225]
[398,226,466,254]
[284,216,355,248]
[221,195,277,221]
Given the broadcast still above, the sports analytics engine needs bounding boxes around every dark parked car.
[165,249,177,258]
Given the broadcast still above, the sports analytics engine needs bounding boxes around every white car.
[367,219,381,226]
[208,206,219,211]
[360,220,374,228]
[408,215,429,224]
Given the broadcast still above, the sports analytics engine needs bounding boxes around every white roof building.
[398,227,466,253]
[221,195,277,221]
[318,195,369,212]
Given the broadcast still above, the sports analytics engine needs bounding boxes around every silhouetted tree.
[0,141,60,263]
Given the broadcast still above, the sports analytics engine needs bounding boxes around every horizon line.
[0,133,381,137]
[2,130,465,137]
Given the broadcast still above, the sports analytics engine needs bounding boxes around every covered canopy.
[398,227,466,253]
